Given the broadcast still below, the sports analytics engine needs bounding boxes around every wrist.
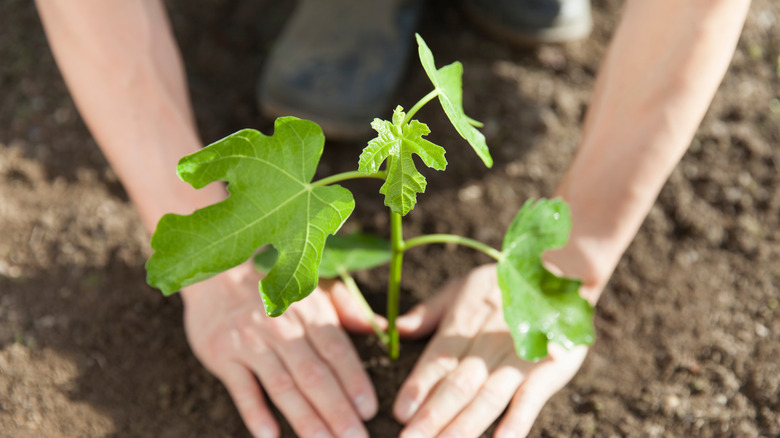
[544,184,639,305]
[547,153,663,304]
[133,176,226,234]
[179,261,259,307]
[543,233,615,306]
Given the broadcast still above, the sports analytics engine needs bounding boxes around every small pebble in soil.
[690,378,707,393]
[458,184,483,202]
[755,323,770,337]
[665,394,681,410]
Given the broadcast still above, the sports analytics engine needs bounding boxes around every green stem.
[387,211,405,360]
[403,89,439,124]
[404,234,503,261]
[338,271,390,346]
[311,170,387,188]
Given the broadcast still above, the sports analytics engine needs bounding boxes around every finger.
[395,265,500,423]
[495,345,589,438]
[393,326,473,424]
[400,314,516,437]
[297,291,378,420]
[397,264,497,340]
[239,321,333,438]
[219,362,280,438]
[400,356,490,438]
[324,279,387,334]
[439,364,525,438]
[393,296,494,423]
[270,305,369,438]
[495,379,552,438]
[395,277,463,339]
[393,265,500,423]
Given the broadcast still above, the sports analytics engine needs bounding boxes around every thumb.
[324,279,388,334]
[396,277,463,339]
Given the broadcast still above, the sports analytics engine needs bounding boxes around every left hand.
[181,262,380,438]
[393,264,590,438]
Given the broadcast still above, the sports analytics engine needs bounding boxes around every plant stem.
[310,170,387,188]
[338,270,390,346]
[404,234,503,261]
[387,211,405,359]
[403,89,439,124]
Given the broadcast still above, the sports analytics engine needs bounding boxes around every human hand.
[393,264,591,438]
[180,262,378,438]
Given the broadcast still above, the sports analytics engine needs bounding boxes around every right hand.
[393,264,592,438]
[180,262,378,438]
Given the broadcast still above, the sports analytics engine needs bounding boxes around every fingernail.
[252,425,276,438]
[399,429,424,438]
[397,312,422,330]
[495,429,517,438]
[395,398,419,422]
[354,394,376,419]
[342,426,367,438]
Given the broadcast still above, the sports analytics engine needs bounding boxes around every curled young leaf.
[359,106,447,215]
[416,33,493,168]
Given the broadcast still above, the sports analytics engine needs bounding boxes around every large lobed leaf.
[497,199,594,361]
[416,33,493,168]
[359,106,447,215]
[146,117,355,316]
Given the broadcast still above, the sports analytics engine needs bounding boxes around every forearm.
[548,0,750,300]
[36,0,225,232]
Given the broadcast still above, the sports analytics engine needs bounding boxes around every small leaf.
[497,199,594,361]
[415,33,493,168]
[253,233,391,279]
[252,246,279,274]
[359,106,447,215]
[146,117,355,317]
[318,233,392,278]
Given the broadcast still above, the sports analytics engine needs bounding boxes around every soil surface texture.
[1,0,779,437]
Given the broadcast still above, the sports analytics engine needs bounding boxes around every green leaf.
[359,106,447,215]
[318,233,392,278]
[415,33,493,168]
[253,233,392,279]
[146,117,355,317]
[497,199,594,361]
[252,246,279,275]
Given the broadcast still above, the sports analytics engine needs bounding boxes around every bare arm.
[35,0,223,232]
[394,1,751,437]
[550,0,751,301]
[35,2,378,437]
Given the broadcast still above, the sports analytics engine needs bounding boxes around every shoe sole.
[260,97,374,142]
[462,3,593,46]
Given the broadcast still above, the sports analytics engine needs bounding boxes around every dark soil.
[2,0,779,437]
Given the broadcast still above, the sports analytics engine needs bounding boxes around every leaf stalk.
[338,270,390,346]
[404,234,503,261]
[386,211,404,359]
[311,170,387,188]
[403,89,439,125]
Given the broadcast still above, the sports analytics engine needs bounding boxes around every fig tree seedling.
[146,34,594,361]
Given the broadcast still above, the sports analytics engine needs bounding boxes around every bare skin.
[392,0,751,437]
[35,0,750,437]
[182,263,380,438]
[35,2,379,437]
